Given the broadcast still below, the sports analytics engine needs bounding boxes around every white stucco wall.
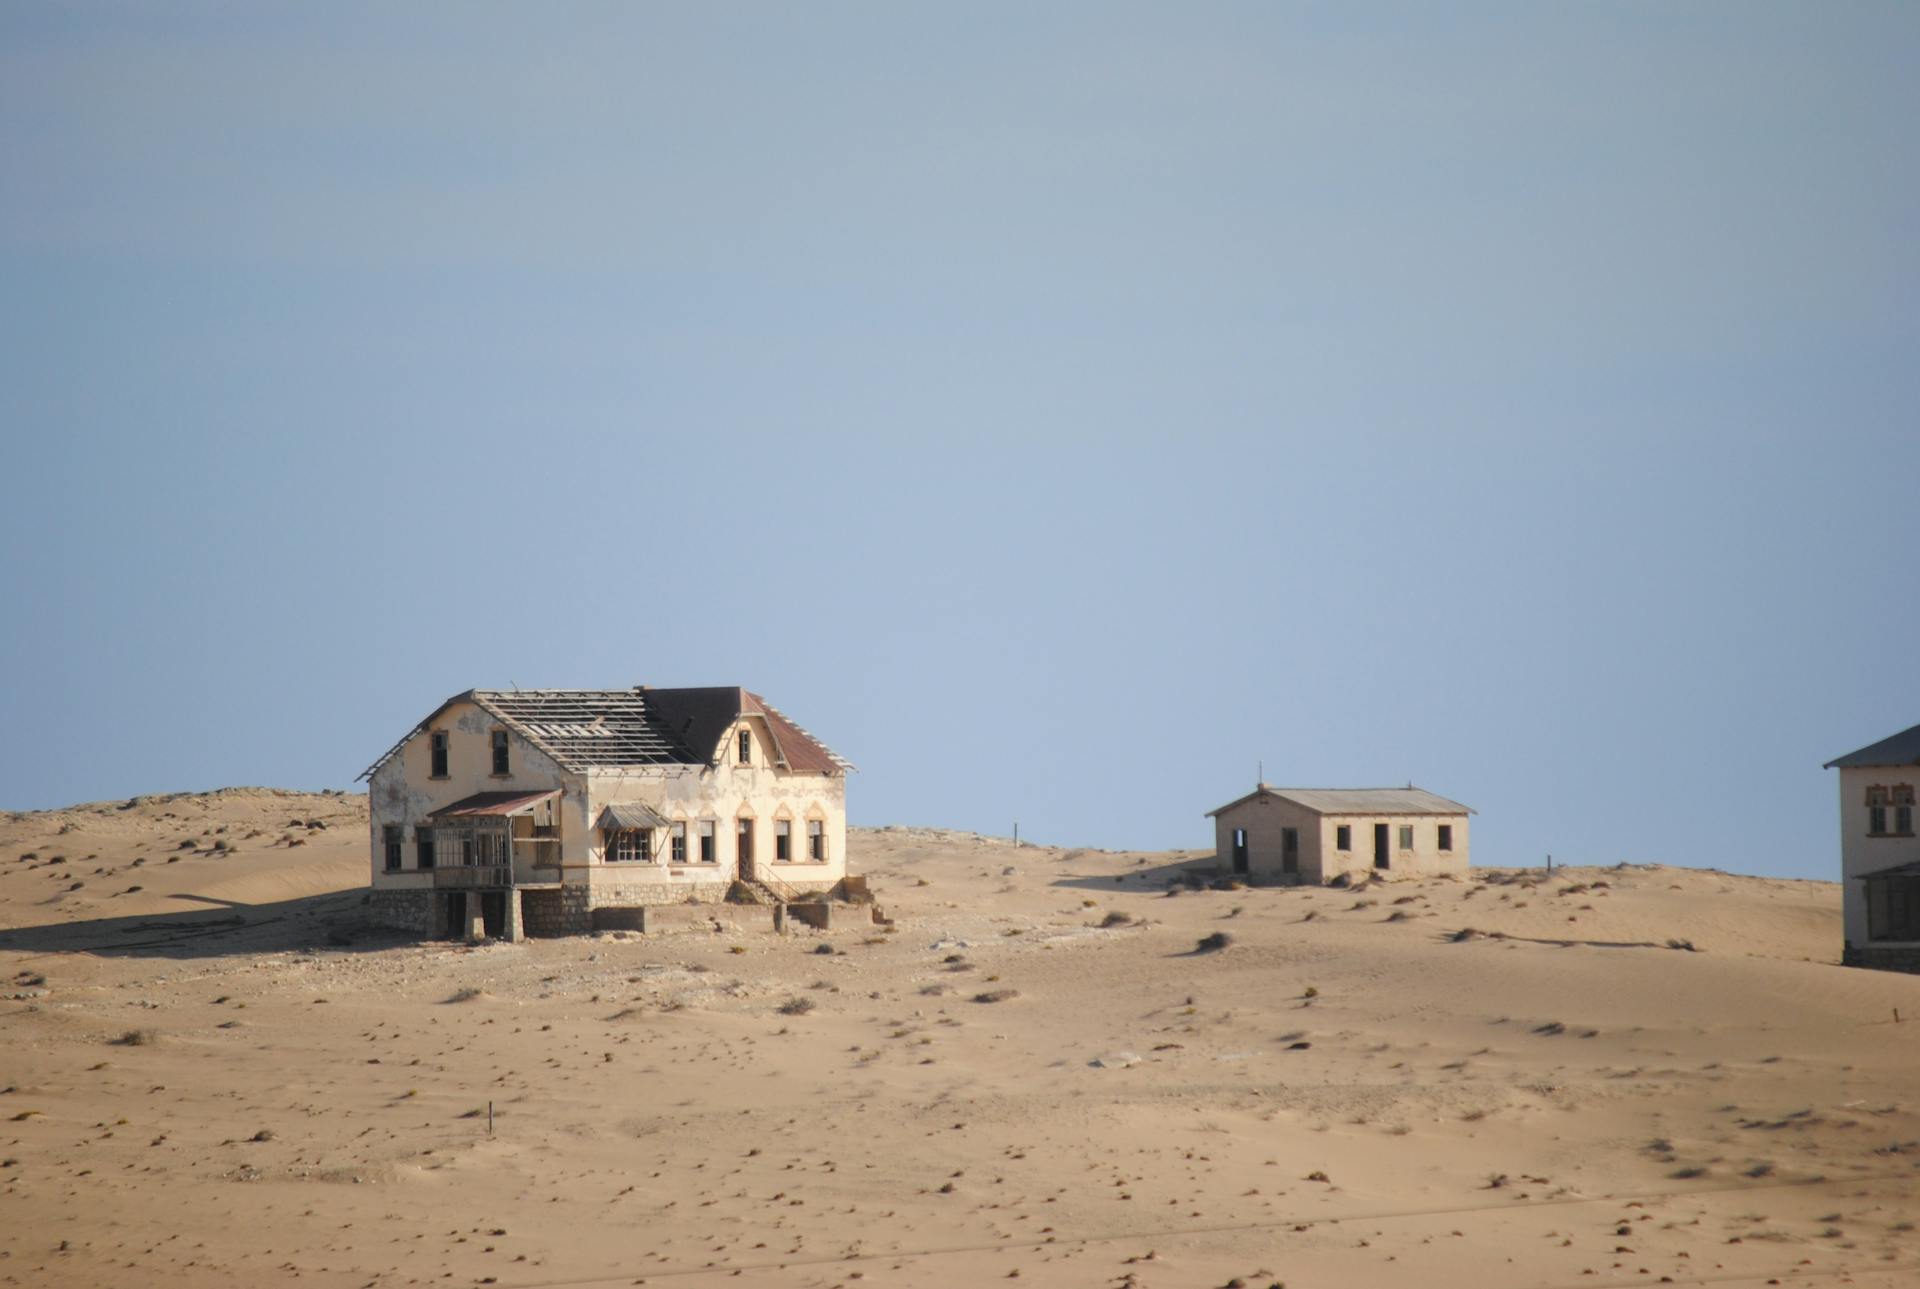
[367,699,579,890]
[1836,764,1920,949]
[586,714,847,897]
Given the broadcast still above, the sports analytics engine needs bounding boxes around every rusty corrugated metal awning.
[596,801,669,831]
[430,789,561,819]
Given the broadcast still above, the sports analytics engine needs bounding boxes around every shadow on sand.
[1049,856,1218,892]
[0,889,410,960]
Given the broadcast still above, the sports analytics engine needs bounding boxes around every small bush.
[972,989,1019,1004]
[1194,932,1233,954]
[444,988,484,1004]
[813,942,837,955]
[777,997,816,1016]
[115,1029,157,1046]
[1099,911,1133,928]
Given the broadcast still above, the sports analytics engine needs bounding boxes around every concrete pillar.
[465,893,486,943]
[772,903,787,934]
[505,890,524,943]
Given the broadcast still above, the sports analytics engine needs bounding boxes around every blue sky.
[3,3,1916,877]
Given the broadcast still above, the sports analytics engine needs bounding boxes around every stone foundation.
[367,889,437,934]
[368,880,867,939]
[1843,942,1920,974]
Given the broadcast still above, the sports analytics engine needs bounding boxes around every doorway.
[1231,828,1249,874]
[1373,823,1390,871]
[1281,827,1298,875]
[737,817,756,881]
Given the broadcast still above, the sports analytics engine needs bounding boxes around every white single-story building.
[358,686,854,939]
[1825,722,1920,973]
[1206,784,1472,884]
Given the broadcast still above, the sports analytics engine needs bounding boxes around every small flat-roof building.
[1825,722,1920,973]
[1206,784,1472,884]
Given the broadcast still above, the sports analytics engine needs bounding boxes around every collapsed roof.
[359,687,853,781]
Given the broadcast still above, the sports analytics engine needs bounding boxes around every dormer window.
[738,729,751,765]
[429,731,449,778]
[491,730,510,776]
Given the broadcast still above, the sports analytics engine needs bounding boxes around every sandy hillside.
[2,791,1916,1289]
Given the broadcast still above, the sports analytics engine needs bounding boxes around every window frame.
[1335,824,1351,852]
[490,729,510,776]
[670,821,687,865]
[606,828,651,863]
[738,729,752,765]
[807,819,825,862]
[1871,805,1889,836]
[698,819,717,863]
[429,730,450,779]
[1397,824,1414,851]
[1437,823,1453,852]
[415,825,436,870]
[383,824,403,871]
[774,819,792,863]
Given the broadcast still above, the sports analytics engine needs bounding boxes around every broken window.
[1335,825,1351,852]
[738,729,752,765]
[383,825,403,871]
[416,826,436,870]
[430,731,449,778]
[670,822,687,864]
[1398,825,1414,850]
[808,820,825,862]
[1281,828,1298,874]
[1865,874,1920,941]
[491,730,510,776]
[698,820,716,863]
[1437,824,1453,851]
[607,829,650,863]
[775,820,791,862]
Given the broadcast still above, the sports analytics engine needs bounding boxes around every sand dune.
[2,791,1916,1288]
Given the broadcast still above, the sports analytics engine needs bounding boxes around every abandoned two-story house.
[1825,721,1920,973]
[359,686,854,939]
[1207,784,1472,883]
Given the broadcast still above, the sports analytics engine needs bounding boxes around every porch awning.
[430,789,561,820]
[1856,860,1920,880]
[597,801,669,831]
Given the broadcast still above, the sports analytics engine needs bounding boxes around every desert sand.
[1,788,1915,1288]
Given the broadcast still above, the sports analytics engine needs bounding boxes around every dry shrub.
[115,1028,157,1046]
[777,997,816,1016]
[972,989,1019,1004]
[443,987,484,1004]
[1194,932,1232,954]
[1099,911,1133,928]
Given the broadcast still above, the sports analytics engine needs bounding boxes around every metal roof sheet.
[1824,721,1920,769]
[1208,785,1473,817]
[430,789,561,819]
[597,801,670,831]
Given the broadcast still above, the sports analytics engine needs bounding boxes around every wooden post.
[1013,822,1019,848]
[488,1101,493,1135]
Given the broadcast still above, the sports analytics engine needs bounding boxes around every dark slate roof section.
[359,686,851,780]
[640,687,753,769]
[1824,721,1920,769]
